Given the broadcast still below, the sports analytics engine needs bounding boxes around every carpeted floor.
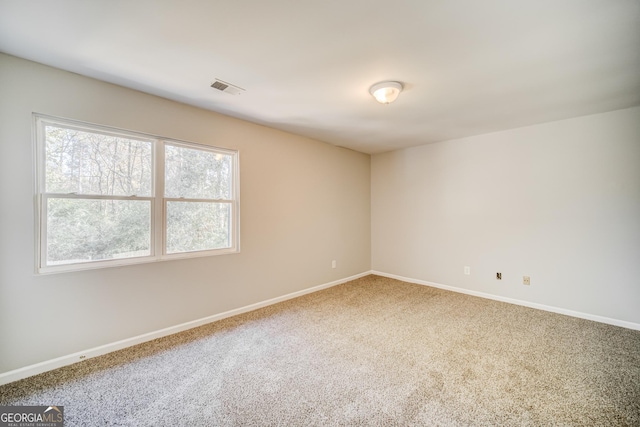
[1,275,639,426]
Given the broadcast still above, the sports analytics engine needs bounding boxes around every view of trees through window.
[166,201,230,254]
[164,144,233,254]
[45,126,153,264]
[38,118,238,271]
[47,198,151,264]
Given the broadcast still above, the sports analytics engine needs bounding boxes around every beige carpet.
[1,275,639,426]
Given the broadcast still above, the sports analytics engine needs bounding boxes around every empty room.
[0,1,639,426]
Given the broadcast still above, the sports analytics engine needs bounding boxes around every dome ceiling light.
[369,81,403,104]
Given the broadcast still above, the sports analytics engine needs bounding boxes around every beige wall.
[372,106,640,324]
[0,54,371,373]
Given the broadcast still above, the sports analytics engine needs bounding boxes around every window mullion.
[155,141,165,257]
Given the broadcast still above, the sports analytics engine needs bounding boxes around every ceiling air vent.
[210,79,245,95]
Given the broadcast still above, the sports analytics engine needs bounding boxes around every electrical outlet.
[464,266,470,275]
[523,276,530,285]
[331,260,336,269]
[496,272,502,280]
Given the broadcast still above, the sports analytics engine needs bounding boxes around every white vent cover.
[210,79,245,95]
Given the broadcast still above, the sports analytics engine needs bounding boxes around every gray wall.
[0,54,371,373]
[372,106,640,324]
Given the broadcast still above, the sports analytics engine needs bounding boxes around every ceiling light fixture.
[369,81,403,104]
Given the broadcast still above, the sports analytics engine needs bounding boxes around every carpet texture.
[1,275,639,426]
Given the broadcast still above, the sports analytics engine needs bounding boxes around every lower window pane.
[166,201,231,254]
[46,198,151,265]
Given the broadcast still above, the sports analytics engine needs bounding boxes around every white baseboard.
[0,271,370,386]
[371,270,640,331]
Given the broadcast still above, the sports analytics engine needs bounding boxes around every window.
[35,115,239,273]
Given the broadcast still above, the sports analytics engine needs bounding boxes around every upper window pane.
[164,144,232,200]
[45,125,153,196]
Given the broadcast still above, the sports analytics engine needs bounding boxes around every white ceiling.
[1,1,639,154]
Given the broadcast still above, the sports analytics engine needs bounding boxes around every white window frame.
[34,114,240,274]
